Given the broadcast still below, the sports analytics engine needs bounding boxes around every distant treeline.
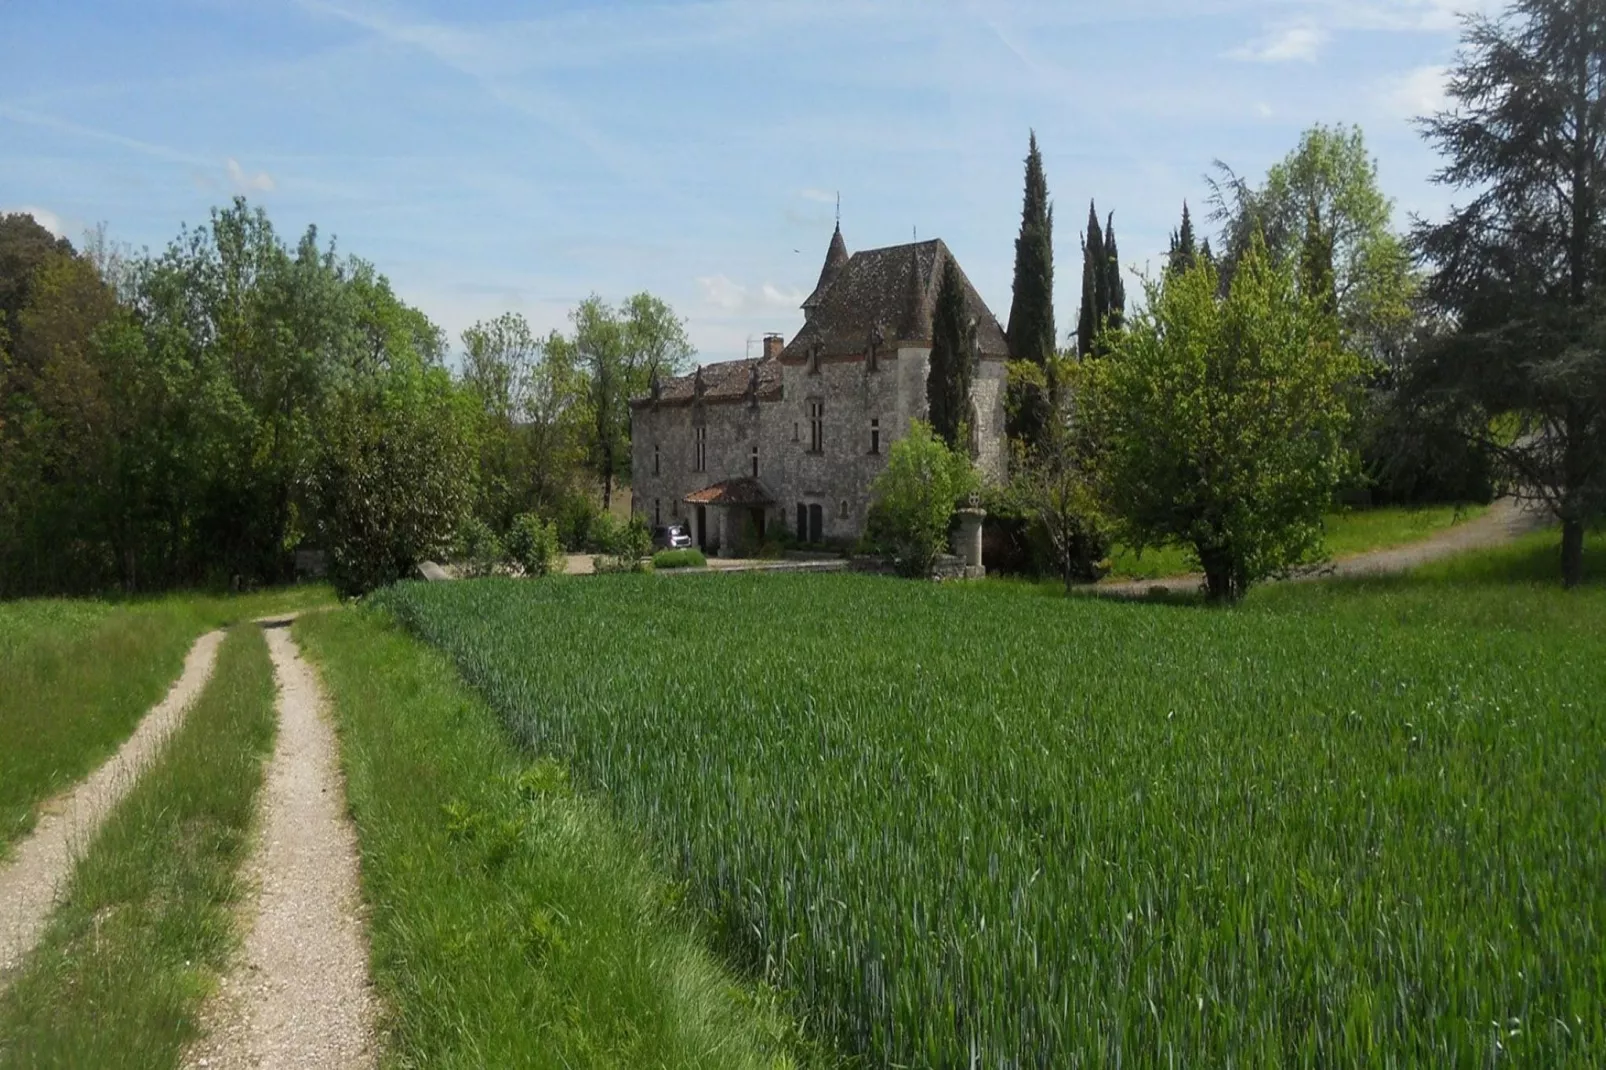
[0,200,692,597]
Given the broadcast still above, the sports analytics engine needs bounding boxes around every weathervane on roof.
[836,191,841,229]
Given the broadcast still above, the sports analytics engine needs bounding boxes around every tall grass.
[0,624,278,1069]
[380,568,1606,1067]
[294,607,833,1069]
[0,587,331,856]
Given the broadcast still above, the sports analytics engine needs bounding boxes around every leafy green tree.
[0,213,74,356]
[1006,360,1107,592]
[1089,237,1363,602]
[926,258,974,450]
[868,420,979,578]
[1208,125,1415,366]
[1006,132,1056,446]
[460,312,540,530]
[312,355,479,597]
[1103,213,1125,334]
[1411,0,1606,587]
[546,294,693,511]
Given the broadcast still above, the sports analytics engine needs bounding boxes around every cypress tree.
[1167,202,1198,277]
[1005,131,1056,446]
[1200,237,1215,270]
[1104,212,1126,333]
[1006,132,1055,367]
[927,257,974,450]
[1076,202,1105,359]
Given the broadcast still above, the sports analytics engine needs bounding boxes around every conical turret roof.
[802,223,850,312]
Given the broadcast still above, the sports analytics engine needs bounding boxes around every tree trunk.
[1198,545,1236,604]
[1562,516,1585,589]
[602,467,613,513]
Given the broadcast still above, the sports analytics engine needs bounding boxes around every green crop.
[378,572,1606,1067]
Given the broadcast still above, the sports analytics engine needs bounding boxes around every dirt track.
[1096,499,1549,598]
[186,622,376,1070]
[0,630,223,991]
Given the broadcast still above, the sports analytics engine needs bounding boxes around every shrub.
[454,517,505,579]
[585,512,622,555]
[506,513,565,577]
[595,515,652,574]
[867,421,978,578]
[652,548,707,570]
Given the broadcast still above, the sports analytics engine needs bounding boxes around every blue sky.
[1,0,1495,363]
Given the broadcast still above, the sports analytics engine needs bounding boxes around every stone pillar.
[952,507,986,571]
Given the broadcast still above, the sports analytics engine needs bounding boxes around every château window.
[750,446,759,478]
[808,344,822,375]
[870,418,880,455]
[653,443,660,476]
[655,498,661,525]
[838,500,849,520]
[793,422,800,442]
[694,425,707,472]
[808,401,824,453]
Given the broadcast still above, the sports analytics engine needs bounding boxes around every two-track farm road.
[0,630,224,990]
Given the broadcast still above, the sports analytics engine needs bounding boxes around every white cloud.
[1255,101,1274,118]
[696,274,803,314]
[1227,24,1326,63]
[1379,64,1450,120]
[226,157,276,193]
[6,205,66,238]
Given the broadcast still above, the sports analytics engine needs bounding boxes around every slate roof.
[802,223,850,313]
[782,238,1010,363]
[629,356,782,408]
[683,477,774,506]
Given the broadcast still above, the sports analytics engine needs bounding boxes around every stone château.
[630,225,1009,555]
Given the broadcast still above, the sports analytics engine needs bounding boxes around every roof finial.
[835,191,840,229]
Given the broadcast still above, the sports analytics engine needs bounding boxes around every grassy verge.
[294,607,833,1070]
[1105,502,1490,580]
[652,548,708,570]
[0,624,278,1069]
[0,586,331,856]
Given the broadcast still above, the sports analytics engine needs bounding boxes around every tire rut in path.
[187,621,377,1070]
[0,629,225,990]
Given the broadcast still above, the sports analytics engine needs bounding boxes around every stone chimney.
[762,333,785,361]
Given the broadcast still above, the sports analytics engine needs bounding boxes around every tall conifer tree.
[1104,212,1126,333]
[927,258,974,450]
[1076,202,1105,358]
[1007,132,1055,368]
[1167,202,1198,277]
[1006,132,1056,446]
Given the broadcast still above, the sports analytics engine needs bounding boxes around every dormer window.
[867,325,884,372]
[807,344,822,375]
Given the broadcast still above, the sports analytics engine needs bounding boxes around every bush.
[595,515,652,574]
[652,548,707,570]
[454,517,505,579]
[506,513,564,577]
[585,512,622,555]
[867,421,979,578]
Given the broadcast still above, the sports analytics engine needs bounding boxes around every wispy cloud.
[696,274,804,314]
[1226,24,1326,63]
[226,157,276,193]
[3,204,67,238]
[1378,64,1451,121]
[0,103,211,167]
[800,188,837,204]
